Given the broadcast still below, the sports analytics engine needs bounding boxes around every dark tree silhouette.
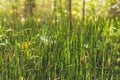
[53,0,57,25]
[24,0,36,17]
[82,0,85,28]
[68,0,72,32]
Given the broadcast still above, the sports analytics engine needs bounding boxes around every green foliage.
[0,0,120,80]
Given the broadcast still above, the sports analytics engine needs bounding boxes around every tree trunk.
[68,0,72,32]
[24,0,35,17]
[54,0,57,25]
[82,0,85,28]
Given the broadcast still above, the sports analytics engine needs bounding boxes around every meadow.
[0,0,120,80]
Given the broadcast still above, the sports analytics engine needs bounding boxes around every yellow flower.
[117,58,120,63]
[21,41,31,50]
[107,58,111,68]
[80,55,89,64]
[18,77,24,80]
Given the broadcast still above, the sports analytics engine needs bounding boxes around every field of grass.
[1,0,120,80]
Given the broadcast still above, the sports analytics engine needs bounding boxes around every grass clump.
[1,0,120,80]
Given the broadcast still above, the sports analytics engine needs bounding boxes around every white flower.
[78,2,82,5]
[40,36,48,42]
[84,44,89,48]
[37,18,41,22]
[64,10,67,13]
[112,27,117,30]
[4,18,6,22]
[40,36,56,44]
[21,17,25,22]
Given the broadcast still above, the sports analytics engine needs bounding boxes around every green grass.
[1,13,120,80]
